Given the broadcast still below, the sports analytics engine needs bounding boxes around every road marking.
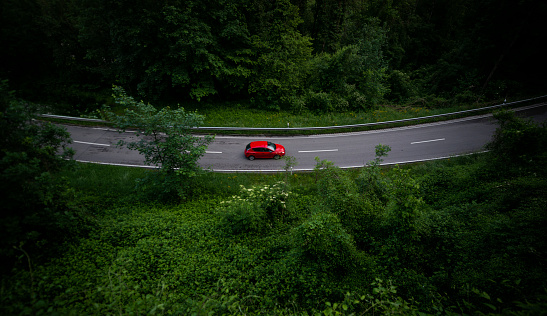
[77,151,488,173]
[74,140,110,146]
[206,151,223,154]
[76,160,156,169]
[298,149,338,153]
[411,138,445,145]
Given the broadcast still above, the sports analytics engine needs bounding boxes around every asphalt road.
[65,103,547,172]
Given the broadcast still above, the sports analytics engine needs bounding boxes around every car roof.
[249,141,269,148]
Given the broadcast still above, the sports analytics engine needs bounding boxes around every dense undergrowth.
[1,111,546,315]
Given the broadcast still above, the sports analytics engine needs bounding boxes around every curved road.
[65,103,547,172]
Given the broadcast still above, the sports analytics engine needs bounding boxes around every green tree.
[293,210,356,271]
[0,0,55,97]
[0,80,75,215]
[307,0,349,53]
[486,110,547,168]
[247,0,313,110]
[76,0,253,102]
[104,85,214,199]
[357,144,391,203]
[0,80,75,270]
[304,18,388,112]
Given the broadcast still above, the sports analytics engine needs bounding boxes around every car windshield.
[266,142,276,151]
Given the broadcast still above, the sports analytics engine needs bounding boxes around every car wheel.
[274,155,280,160]
[248,155,255,161]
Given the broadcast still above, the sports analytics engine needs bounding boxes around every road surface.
[65,103,547,172]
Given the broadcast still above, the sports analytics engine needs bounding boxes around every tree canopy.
[1,0,546,111]
[105,85,214,199]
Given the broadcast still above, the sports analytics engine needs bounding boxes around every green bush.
[220,201,267,235]
[304,44,388,112]
[387,69,418,103]
[293,211,356,271]
[486,110,547,168]
[0,80,80,271]
[218,182,295,235]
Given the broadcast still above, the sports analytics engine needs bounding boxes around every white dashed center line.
[411,138,445,145]
[74,140,110,146]
[298,149,339,153]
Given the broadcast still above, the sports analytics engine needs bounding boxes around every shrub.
[0,80,79,270]
[486,110,547,168]
[357,144,391,203]
[387,69,418,103]
[218,182,294,235]
[220,201,267,235]
[293,211,356,271]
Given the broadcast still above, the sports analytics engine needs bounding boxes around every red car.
[245,141,286,160]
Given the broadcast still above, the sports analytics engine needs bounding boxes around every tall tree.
[247,0,313,110]
[76,0,253,102]
[0,80,76,270]
[0,0,53,96]
[104,85,214,199]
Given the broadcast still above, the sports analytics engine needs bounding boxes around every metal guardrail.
[39,95,547,131]
[38,115,108,123]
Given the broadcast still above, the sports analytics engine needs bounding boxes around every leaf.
[483,303,496,311]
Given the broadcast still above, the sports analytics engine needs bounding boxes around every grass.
[193,99,503,129]
[37,96,521,135]
[62,163,146,197]
[61,162,306,204]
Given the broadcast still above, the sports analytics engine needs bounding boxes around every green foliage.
[74,0,254,101]
[321,279,422,315]
[104,85,214,199]
[0,80,79,271]
[386,167,425,233]
[293,211,356,271]
[2,98,547,315]
[219,182,293,235]
[486,110,547,168]
[314,158,358,212]
[2,146,547,314]
[357,144,392,203]
[304,36,389,112]
[3,0,547,109]
[158,1,254,100]
[387,69,419,103]
[220,201,267,235]
[248,0,313,111]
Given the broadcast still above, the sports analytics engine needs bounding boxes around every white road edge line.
[74,140,110,146]
[211,152,489,172]
[76,160,157,168]
[298,149,339,153]
[75,151,489,172]
[411,138,445,145]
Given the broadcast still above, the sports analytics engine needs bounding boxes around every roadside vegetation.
[2,0,547,314]
[144,99,506,129]
[2,78,546,313]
